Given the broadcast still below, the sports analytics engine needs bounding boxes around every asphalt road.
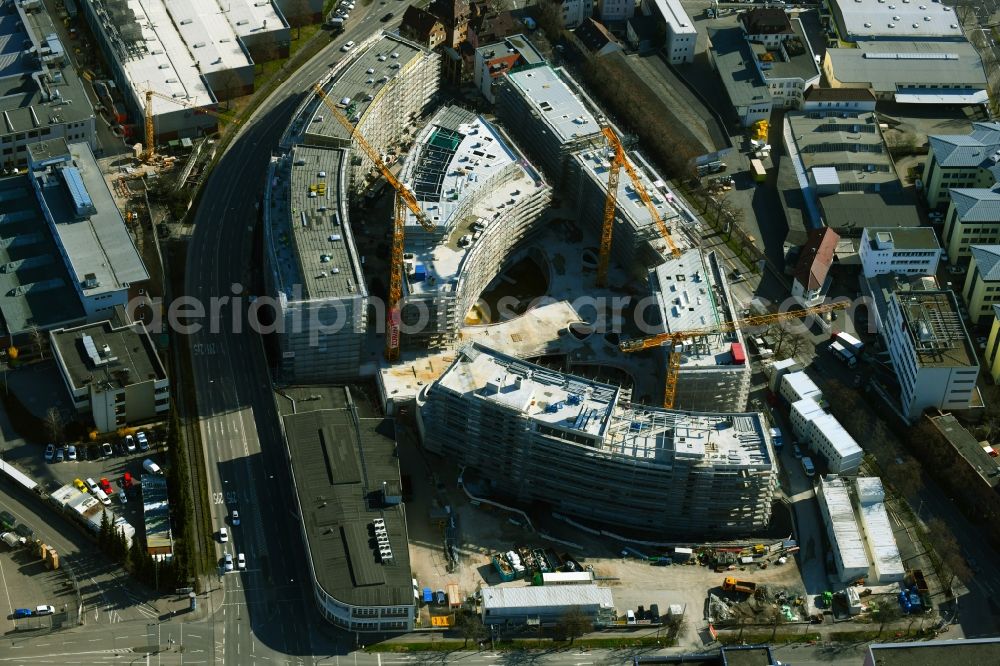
[180,8,400,665]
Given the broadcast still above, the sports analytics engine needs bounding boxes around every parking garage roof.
[306,34,426,144]
[280,386,413,609]
[271,146,365,301]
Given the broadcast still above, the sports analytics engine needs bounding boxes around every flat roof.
[810,412,863,460]
[858,497,904,579]
[503,65,601,146]
[830,0,964,40]
[819,191,922,231]
[400,107,545,296]
[895,290,976,368]
[709,27,772,108]
[0,0,94,132]
[650,0,696,36]
[863,227,940,251]
[826,41,986,92]
[819,476,869,572]
[51,319,166,390]
[269,146,364,301]
[0,175,83,335]
[648,250,735,367]
[928,413,1000,488]
[784,371,822,400]
[306,33,427,143]
[474,33,544,65]
[481,584,614,611]
[280,386,413,608]
[28,139,149,295]
[866,637,1000,665]
[785,111,897,189]
[108,0,217,114]
[437,344,775,469]
[748,19,819,83]
[221,0,287,39]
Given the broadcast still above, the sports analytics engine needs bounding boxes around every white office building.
[884,290,980,421]
[642,0,696,65]
[859,227,942,278]
[817,476,870,583]
[558,0,594,30]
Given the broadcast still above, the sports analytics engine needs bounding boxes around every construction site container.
[447,583,461,608]
[750,159,766,182]
[730,342,745,365]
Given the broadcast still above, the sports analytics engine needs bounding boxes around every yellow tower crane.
[143,89,240,162]
[597,124,682,287]
[620,301,849,409]
[312,84,435,362]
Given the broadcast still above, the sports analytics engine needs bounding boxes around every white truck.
[830,341,857,368]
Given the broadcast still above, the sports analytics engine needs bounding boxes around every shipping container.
[730,342,745,365]
[447,583,461,608]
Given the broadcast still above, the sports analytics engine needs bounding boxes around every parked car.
[143,459,162,475]
[54,448,64,463]
[224,553,234,572]
[136,431,149,451]
[44,444,55,463]
[99,478,112,494]
[792,443,803,459]
[35,605,55,616]
[67,445,77,461]
[101,442,113,457]
[626,609,637,625]
[219,527,229,543]
[118,490,128,504]
[125,435,136,453]
[74,478,88,493]
[123,472,134,491]
[14,524,33,539]
[13,608,32,619]
[237,553,246,570]
[85,478,99,493]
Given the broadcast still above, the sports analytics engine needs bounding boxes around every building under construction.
[417,343,777,537]
[398,106,551,348]
[643,249,751,412]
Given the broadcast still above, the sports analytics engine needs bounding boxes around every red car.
[122,472,133,490]
[99,478,112,494]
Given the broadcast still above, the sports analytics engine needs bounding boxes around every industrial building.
[859,227,942,279]
[472,34,544,104]
[962,245,1000,325]
[825,0,965,43]
[0,0,96,169]
[480,584,616,627]
[854,477,904,584]
[927,412,1000,490]
[141,474,173,559]
[418,343,778,538]
[708,15,820,127]
[645,250,751,413]
[782,106,919,237]
[50,319,169,432]
[822,41,987,105]
[280,385,414,632]
[923,121,1000,210]
[78,0,290,142]
[265,33,440,383]
[816,476,869,583]
[302,33,440,193]
[641,0,696,65]
[883,289,979,422]
[397,106,551,348]
[495,63,602,186]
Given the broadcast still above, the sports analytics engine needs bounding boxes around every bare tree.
[44,407,64,443]
[557,609,592,644]
[872,597,901,636]
[456,612,487,647]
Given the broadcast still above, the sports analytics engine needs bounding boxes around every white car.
[118,490,128,504]
[224,553,234,572]
[35,605,55,616]
[237,553,246,570]
[231,510,240,526]
[85,477,100,494]
[124,435,136,453]
[136,431,149,451]
[341,40,355,52]
[219,527,229,543]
